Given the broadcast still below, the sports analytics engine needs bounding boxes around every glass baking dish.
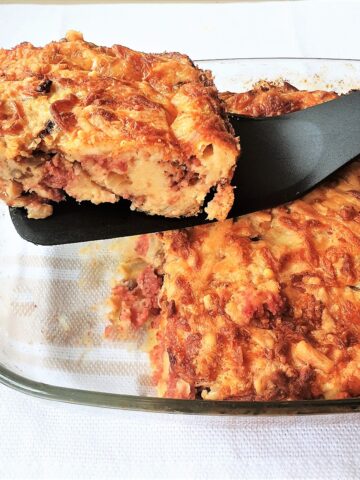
[1,58,360,415]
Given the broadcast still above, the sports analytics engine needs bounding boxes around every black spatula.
[9,91,360,245]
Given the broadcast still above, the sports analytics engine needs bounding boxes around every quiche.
[220,81,338,117]
[106,83,360,401]
[0,31,239,220]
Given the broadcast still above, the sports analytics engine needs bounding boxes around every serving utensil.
[9,91,360,245]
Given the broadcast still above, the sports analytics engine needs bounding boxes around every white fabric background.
[1,1,360,479]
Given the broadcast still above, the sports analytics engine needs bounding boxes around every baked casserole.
[106,83,360,401]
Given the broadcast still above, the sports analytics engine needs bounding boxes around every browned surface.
[221,81,338,117]
[0,31,238,220]
[107,83,360,401]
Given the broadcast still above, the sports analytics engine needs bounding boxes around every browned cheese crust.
[107,83,360,401]
[0,31,239,220]
[220,81,338,117]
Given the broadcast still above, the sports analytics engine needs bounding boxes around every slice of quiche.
[0,31,239,219]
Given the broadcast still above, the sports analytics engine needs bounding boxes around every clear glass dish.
[1,58,360,415]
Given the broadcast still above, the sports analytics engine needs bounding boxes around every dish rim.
[1,363,359,414]
[195,56,360,62]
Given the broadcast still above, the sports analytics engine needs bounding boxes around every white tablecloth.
[1,2,360,478]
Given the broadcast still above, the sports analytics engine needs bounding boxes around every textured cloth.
[1,2,360,479]
[0,201,155,397]
[1,386,360,480]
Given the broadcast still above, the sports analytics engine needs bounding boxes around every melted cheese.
[220,81,338,117]
[0,31,239,219]
[107,83,360,401]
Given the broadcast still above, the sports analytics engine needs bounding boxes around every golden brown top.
[154,163,360,400]
[221,81,338,116]
[0,31,201,90]
[106,82,360,401]
[0,31,239,220]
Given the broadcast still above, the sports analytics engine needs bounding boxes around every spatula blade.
[9,91,360,245]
